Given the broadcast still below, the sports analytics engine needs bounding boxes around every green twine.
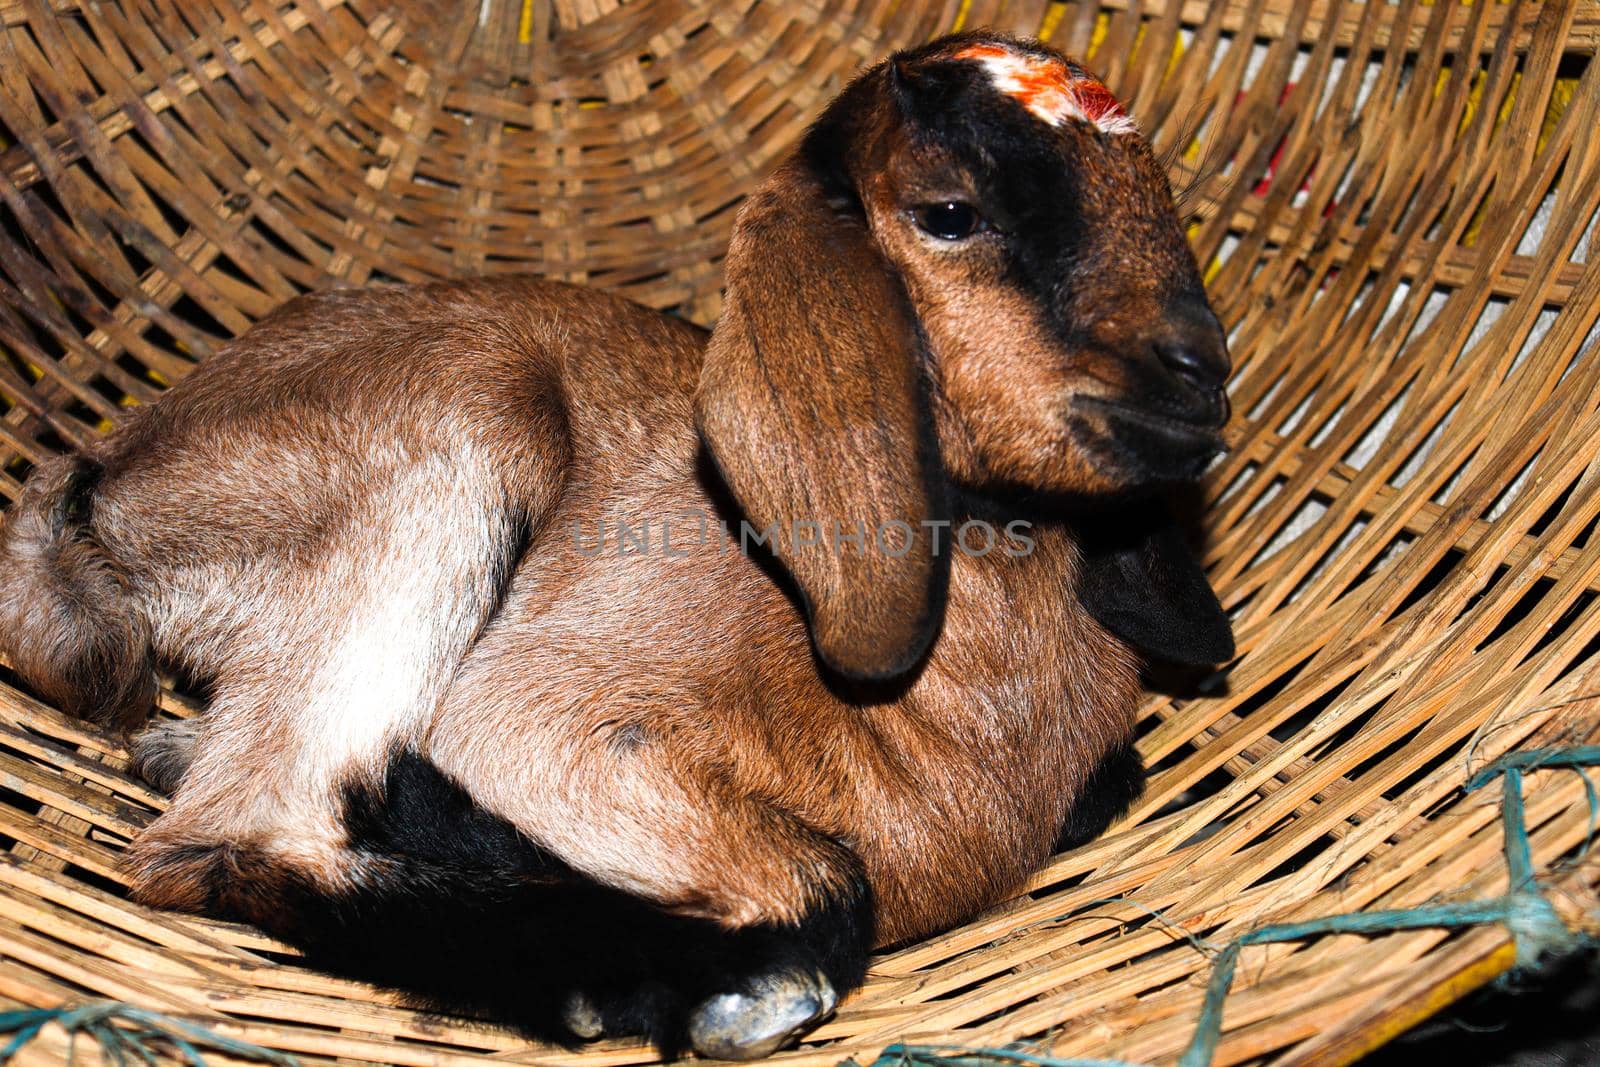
[0,1002,298,1066]
[862,745,1600,1067]
[1463,745,1600,789]
[1469,746,1600,865]
[1173,745,1598,1067]
[867,1042,1148,1067]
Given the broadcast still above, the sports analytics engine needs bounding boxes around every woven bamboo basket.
[1,0,1599,1063]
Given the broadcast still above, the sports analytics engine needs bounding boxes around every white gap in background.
[1369,278,1414,347]
[1393,397,1461,490]
[1252,496,1329,565]
[1217,231,1242,269]
[1207,34,1235,80]
[1344,384,1413,471]
[1244,476,1286,522]
[1354,53,1383,114]
[1515,187,1558,257]
[1341,272,1377,328]
[1289,514,1370,596]
[1321,54,1346,113]
[1507,306,1560,380]
[1215,461,1261,505]
[1290,46,1312,85]
[1485,453,1541,523]
[1245,369,1287,420]
[1244,40,1270,86]
[1578,202,1599,263]
[1451,295,1511,371]
[1561,317,1600,384]
[1277,387,1317,438]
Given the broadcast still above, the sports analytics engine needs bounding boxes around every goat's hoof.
[687,969,837,1060]
[562,992,605,1040]
[129,718,202,794]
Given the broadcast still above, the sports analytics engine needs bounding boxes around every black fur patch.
[54,458,103,528]
[1076,499,1234,666]
[1054,738,1144,851]
[205,753,873,1056]
[342,750,560,874]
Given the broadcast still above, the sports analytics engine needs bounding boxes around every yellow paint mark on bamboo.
[1199,233,1221,283]
[1090,11,1110,56]
[1126,21,1147,66]
[1462,71,1522,246]
[1498,69,1523,129]
[1537,76,1578,156]
[1328,942,1518,1067]
[517,0,533,45]
[1167,30,1186,79]
[1456,69,1486,137]
[1038,1,1067,41]
[1459,69,1558,247]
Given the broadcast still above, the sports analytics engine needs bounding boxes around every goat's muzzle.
[1073,296,1232,484]
[1145,295,1231,427]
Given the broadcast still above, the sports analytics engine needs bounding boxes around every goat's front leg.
[413,694,874,1059]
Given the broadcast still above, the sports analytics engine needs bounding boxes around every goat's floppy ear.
[697,159,947,682]
[1077,500,1234,666]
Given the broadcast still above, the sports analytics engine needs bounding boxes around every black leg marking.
[183,752,874,1057]
[1055,738,1144,852]
[341,750,561,873]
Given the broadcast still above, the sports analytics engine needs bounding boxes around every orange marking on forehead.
[953,44,1137,136]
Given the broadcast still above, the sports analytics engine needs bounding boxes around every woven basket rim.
[1,1,1598,1064]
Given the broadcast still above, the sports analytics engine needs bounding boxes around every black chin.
[1073,399,1225,485]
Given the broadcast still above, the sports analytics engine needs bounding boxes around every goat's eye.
[912,202,984,241]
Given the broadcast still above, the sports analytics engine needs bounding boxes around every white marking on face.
[956,44,1139,136]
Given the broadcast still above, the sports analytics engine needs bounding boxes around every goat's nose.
[1155,339,1227,392]
[1152,298,1231,393]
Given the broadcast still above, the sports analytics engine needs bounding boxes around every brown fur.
[0,458,155,730]
[0,34,1228,951]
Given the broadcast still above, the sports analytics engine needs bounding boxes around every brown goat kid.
[0,33,1233,1059]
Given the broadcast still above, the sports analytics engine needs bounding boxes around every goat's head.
[697,32,1233,682]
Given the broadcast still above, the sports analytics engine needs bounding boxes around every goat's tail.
[0,455,155,730]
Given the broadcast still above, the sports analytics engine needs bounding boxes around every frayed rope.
[860,745,1600,1067]
[0,1002,298,1065]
